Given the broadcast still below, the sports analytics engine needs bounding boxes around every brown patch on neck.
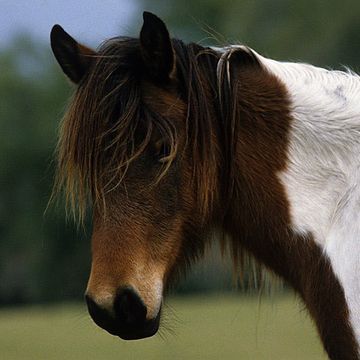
[221,52,358,359]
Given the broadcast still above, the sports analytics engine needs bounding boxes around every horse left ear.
[140,12,175,82]
[50,25,96,84]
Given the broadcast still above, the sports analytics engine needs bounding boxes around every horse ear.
[50,25,96,84]
[140,12,175,82]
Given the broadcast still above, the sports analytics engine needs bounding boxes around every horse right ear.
[140,12,175,83]
[50,25,96,84]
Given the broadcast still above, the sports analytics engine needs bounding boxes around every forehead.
[88,38,186,120]
[141,81,186,121]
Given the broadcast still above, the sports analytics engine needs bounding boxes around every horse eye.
[155,142,172,163]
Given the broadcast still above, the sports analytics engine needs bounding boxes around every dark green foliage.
[141,0,360,71]
[0,36,90,304]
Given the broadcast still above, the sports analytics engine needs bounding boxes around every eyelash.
[157,143,171,162]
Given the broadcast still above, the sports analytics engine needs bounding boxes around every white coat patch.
[254,51,360,350]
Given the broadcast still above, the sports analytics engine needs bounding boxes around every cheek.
[148,217,184,264]
[153,168,181,217]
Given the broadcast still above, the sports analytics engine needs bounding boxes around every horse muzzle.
[85,286,161,340]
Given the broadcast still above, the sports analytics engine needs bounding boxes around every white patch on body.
[250,51,360,349]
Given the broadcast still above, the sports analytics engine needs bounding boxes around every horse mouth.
[116,314,160,340]
[91,310,161,340]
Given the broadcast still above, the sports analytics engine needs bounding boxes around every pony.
[50,11,360,359]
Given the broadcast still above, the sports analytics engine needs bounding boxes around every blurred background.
[1,0,359,358]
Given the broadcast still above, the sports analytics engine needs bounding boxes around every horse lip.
[116,310,161,340]
[93,315,160,340]
[117,324,159,340]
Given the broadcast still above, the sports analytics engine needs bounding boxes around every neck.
[212,46,359,359]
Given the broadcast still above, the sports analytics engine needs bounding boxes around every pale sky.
[0,0,140,48]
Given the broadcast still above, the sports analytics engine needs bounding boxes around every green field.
[0,294,326,360]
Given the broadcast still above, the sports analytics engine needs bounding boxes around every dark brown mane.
[54,36,229,223]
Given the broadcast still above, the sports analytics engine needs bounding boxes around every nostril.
[114,287,147,326]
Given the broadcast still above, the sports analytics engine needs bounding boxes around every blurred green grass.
[0,294,326,360]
